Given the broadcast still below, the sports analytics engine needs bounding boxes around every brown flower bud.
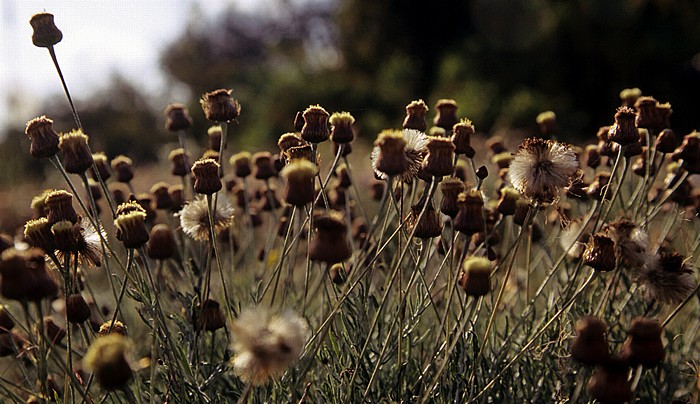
[454,190,485,236]
[0,306,14,333]
[458,257,491,297]
[66,294,92,323]
[25,116,60,158]
[207,126,224,152]
[135,193,156,223]
[252,152,276,180]
[608,106,639,146]
[200,89,241,122]
[422,136,455,177]
[168,148,190,177]
[111,155,134,183]
[194,299,226,332]
[451,119,475,157]
[439,178,464,218]
[191,158,222,195]
[619,87,642,107]
[301,105,330,143]
[309,211,352,263]
[497,187,520,216]
[671,131,700,174]
[43,317,66,344]
[570,316,610,365]
[45,190,79,225]
[584,144,601,169]
[59,129,94,174]
[654,128,677,154]
[51,220,82,252]
[329,112,355,144]
[491,152,512,169]
[149,182,172,210]
[164,103,193,131]
[583,234,616,272]
[485,136,507,155]
[24,217,56,253]
[536,111,558,138]
[281,159,317,207]
[114,202,149,249]
[146,224,176,260]
[84,334,134,391]
[433,99,459,131]
[403,99,429,132]
[29,13,62,47]
[407,202,443,239]
[278,132,306,154]
[168,184,185,212]
[374,131,408,177]
[587,356,631,404]
[0,248,58,302]
[286,144,314,163]
[619,317,665,367]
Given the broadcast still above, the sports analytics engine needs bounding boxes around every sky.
[0,0,261,130]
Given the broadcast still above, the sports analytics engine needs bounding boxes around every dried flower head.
[191,158,222,195]
[536,111,558,138]
[54,217,103,267]
[59,129,94,174]
[178,196,234,242]
[200,89,241,122]
[570,316,610,366]
[25,116,60,158]
[66,294,91,323]
[458,256,491,297]
[301,104,330,144]
[90,152,112,181]
[608,106,639,146]
[231,307,309,385]
[403,99,429,132]
[439,178,465,218]
[451,118,476,157]
[329,111,355,144]
[168,148,190,177]
[114,202,149,249]
[111,155,134,183]
[619,317,665,368]
[281,159,317,207]
[278,132,306,155]
[508,138,580,204]
[582,234,616,272]
[164,103,193,131]
[454,190,485,236]
[433,99,459,131]
[0,248,58,302]
[309,211,352,263]
[194,299,226,332]
[422,136,455,178]
[587,356,631,404]
[29,13,62,47]
[83,334,134,391]
[44,189,79,225]
[371,129,428,182]
[638,251,696,305]
[252,152,276,180]
[406,201,443,239]
[146,224,177,260]
[603,218,648,269]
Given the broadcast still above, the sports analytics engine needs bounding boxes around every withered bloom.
[45,189,79,225]
[451,119,475,158]
[286,144,314,162]
[229,151,252,178]
[29,13,62,47]
[508,138,580,204]
[50,218,103,267]
[200,89,241,122]
[371,129,428,182]
[433,99,459,131]
[582,234,616,272]
[146,224,177,260]
[570,316,610,365]
[66,294,91,323]
[309,211,352,263]
[671,131,700,174]
[59,129,94,174]
[208,126,223,152]
[406,201,442,239]
[454,190,485,236]
[329,112,355,144]
[619,317,665,367]
[91,152,112,181]
[536,111,558,138]
[164,103,193,131]
[603,218,649,270]
[194,299,226,332]
[497,187,521,217]
[168,148,190,177]
[24,218,56,253]
[25,116,60,158]
[150,182,173,210]
[83,334,134,391]
[111,155,134,183]
[281,159,317,207]
[422,136,455,178]
[654,128,677,154]
[114,201,149,249]
[619,87,642,107]
[403,99,429,132]
[191,158,222,195]
[458,256,491,297]
[638,251,696,305]
[169,184,185,212]
[253,152,277,180]
[439,178,465,218]
[586,172,611,201]
[178,196,234,242]
[607,106,639,146]
[0,248,58,302]
[587,356,631,404]
[278,132,306,155]
[300,104,330,144]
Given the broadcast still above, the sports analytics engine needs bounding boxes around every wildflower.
[329,112,355,144]
[439,178,465,218]
[371,129,428,182]
[200,89,241,122]
[638,251,696,305]
[111,155,134,183]
[25,116,60,159]
[59,129,94,175]
[278,133,306,155]
[91,152,112,181]
[44,189,79,225]
[286,144,314,163]
[164,103,193,131]
[0,248,58,302]
[619,87,642,107]
[24,217,56,253]
[570,316,610,366]
[454,190,485,236]
[403,99,429,132]
[497,187,521,217]
[231,307,309,385]
[309,211,352,264]
[114,202,149,249]
[191,158,222,195]
[98,320,127,337]
[168,148,190,177]
[508,138,580,205]
[603,219,648,269]
[51,217,103,267]
[150,182,173,210]
[179,196,234,242]
[422,136,455,178]
[281,159,317,207]
[587,356,631,404]
[619,317,665,368]
[654,128,677,154]
[146,224,177,260]
[582,234,616,272]
[634,96,672,131]
[451,119,475,158]
[433,99,459,131]
[252,152,277,180]
[194,299,226,332]
[83,334,134,391]
[671,131,700,174]
[300,104,330,144]
[536,111,558,138]
[608,106,639,146]
[66,294,91,323]
[406,201,443,239]
[29,12,62,47]
[458,256,491,297]
[169,184,185,212]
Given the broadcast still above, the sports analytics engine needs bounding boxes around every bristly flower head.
[638,251,696,305]
[200,89,241,122]
[603,218,649,270]
[231,307,309,385]
[508,138,580,204]
[178,196,234,241]
[371,129,428,182]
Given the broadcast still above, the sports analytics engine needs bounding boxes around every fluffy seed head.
[178,196,234,241]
